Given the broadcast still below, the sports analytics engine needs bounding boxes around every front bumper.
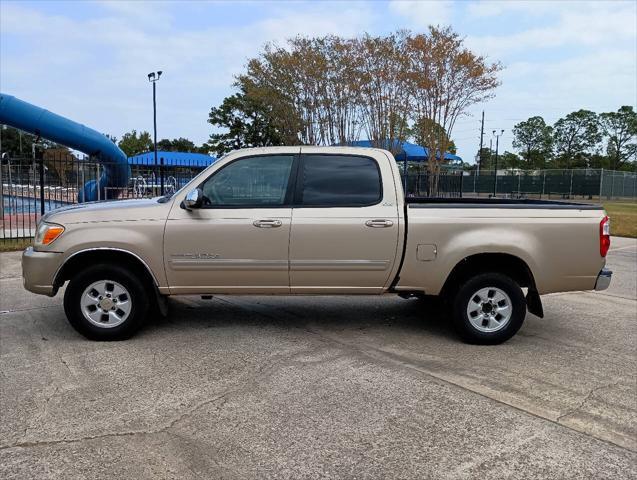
[22,247,63,296]
[594,268,612,291]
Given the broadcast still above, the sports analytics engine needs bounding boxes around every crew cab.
[22,146,612,344]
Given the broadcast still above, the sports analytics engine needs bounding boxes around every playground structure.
[0,93,129,202]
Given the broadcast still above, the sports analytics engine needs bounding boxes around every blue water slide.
[0,93,129,201]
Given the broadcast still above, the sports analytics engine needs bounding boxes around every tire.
[63,264,149,340]
[450,272,526,345]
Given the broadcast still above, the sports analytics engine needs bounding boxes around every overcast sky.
[1,0,636,161]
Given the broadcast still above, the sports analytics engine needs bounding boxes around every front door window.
[201,155,294,207]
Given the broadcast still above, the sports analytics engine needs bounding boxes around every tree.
[476,147,492,171]
[599,106,637,171]
[512,116,553,168]
[411,117,456,154]
[117,130,153,157]
[207,89,287,156]
[405,26,501,182]
[354,32,411,154]
[43,148,77,184]
[157,137,201,152]
[239,36,363,146]
[222,28,503,184]
[553,110,601,168]
[0,125,65,158]
[0,125,36,157]
[498,151,522,170]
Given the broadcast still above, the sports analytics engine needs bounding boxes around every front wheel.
[63,264,149,340]
[451,273,526,345]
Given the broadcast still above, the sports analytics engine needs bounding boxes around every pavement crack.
[0,349,315,452]
[556,381,623,423]
[21,386,60,442]
[59,356,73,377]
[0,304,62,315]
[301,324,637,453]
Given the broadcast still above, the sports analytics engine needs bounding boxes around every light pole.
[147,70,163,194]
[492,129,504,197]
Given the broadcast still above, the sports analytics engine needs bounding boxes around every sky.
[1,0,636,162]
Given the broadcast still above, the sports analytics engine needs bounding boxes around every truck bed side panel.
[396,206,605,295]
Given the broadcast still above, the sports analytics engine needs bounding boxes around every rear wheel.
[63,264,149,340]
[451,273,526,344]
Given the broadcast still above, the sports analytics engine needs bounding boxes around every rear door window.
[297,155,382,207]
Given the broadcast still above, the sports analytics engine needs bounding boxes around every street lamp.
[492,129,504,197]
[148,70,163,194]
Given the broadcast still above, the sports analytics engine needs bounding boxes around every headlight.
[35,222,65,246]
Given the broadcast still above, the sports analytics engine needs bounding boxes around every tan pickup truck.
[22,146,612,344]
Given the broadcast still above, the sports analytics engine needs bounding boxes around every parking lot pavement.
[1,238,636,479]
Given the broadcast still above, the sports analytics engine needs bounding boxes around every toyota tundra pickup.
[22,146,612,344]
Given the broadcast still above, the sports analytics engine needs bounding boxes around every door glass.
[201,155,294,206]
[299,155,382,206]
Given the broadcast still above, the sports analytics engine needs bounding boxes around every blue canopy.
[346,140,462,163]
[128,151,215,168]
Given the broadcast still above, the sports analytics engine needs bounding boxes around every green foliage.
[476,147,521,171]
[207,89,287,156]
[411,118,456,154]
[0,125,65,157]
[510,108,636,171]
[157,137,206,153]
[117,130,153,157]
[599,106,637,170]
[512,116,553,168]
[0,125,36,156]
[498,151,522,169]
[553,109,601,168]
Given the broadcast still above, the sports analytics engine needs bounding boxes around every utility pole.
[148,70,163,194]
[478,111,484,174]
[492,129,504,197]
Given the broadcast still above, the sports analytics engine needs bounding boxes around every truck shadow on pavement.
[144,295,458,342]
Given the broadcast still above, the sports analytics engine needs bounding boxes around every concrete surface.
[1,237,635,479]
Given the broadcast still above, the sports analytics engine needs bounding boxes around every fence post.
[96,163,101,202]
[622,172,626,198]
[160,156,165,196]
[599,168,604,201]
[38,158,45,216]
[569,169,574,199]
[403,157,408,196]
[0,159,3,217]
[81,161,85,203]
[541,170,546,199]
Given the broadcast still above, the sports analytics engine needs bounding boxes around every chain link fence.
[463,169,637,201]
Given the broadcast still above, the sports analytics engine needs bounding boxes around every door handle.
[365,219,394,228]
[253,219,283,228]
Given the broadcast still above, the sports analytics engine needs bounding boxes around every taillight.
[600,216,610,257]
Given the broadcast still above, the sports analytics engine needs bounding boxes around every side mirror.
[183,188,203,210]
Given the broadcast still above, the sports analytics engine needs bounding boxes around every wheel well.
[54,250,157,290]
[441,253,536,298]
